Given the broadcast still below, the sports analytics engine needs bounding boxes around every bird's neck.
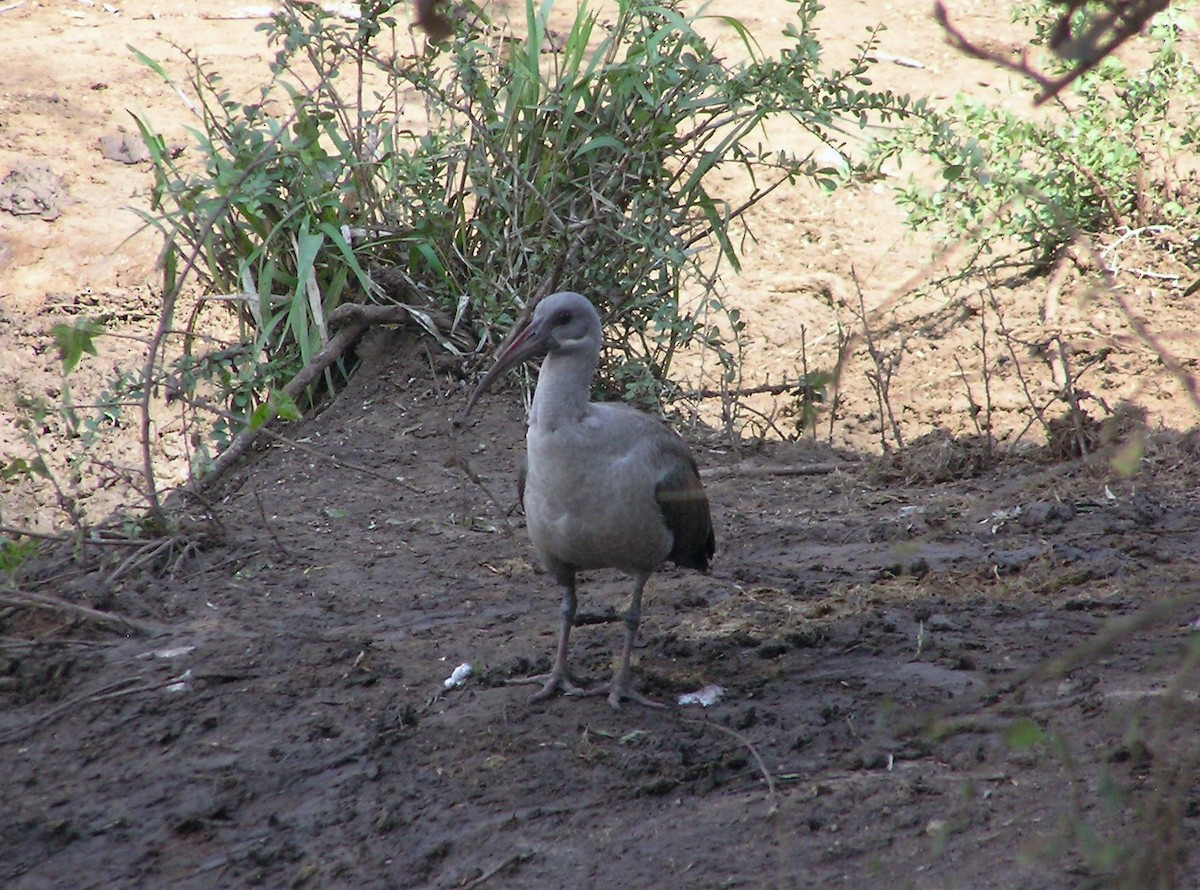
[529,351,596,431]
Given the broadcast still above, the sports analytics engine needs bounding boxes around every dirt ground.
[3,1,1200,888]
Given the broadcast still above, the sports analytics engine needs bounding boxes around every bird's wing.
[652,435,716,572]
[582,403,716,571]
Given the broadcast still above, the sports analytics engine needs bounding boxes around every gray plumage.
[466,291,714,709]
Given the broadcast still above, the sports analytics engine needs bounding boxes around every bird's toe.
[607,683,666,711]
[509,669,589,702]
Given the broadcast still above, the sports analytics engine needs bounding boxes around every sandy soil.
[2,1,1200,888]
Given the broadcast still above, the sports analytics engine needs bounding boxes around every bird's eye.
[552,310,573,327]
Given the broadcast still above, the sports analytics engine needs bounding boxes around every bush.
[0,0,926,533]
[873,2,1200,268]
[129,0,923,453]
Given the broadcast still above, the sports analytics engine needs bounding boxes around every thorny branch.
[935,0,1172,106]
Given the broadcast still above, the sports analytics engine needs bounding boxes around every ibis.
[465,291,715,709]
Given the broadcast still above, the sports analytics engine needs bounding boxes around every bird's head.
[462,292,601,417]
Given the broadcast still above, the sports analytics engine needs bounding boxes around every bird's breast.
[523,427,672,572]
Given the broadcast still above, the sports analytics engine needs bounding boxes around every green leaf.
[0,537,39,575]
[126,0,932,425]
[575,135,625,156]
[2,457,52,481]
[1110,433,1144,478]
[701,13,763,60]
[248,390,302,430]
[50,319,103,374]
[270,390,302,422]
[1004,718,1046,749]
[248,401,272,431]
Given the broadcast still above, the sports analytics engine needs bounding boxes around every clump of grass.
[6,0,927,538]
[125,0,922,470]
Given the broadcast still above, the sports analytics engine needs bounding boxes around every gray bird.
[465,291,715,709]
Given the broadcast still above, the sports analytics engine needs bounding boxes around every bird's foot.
[508,667,666,710]
[507,669,590,702]
[604,681,666,711]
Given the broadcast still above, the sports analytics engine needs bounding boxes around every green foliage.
[129,41,367,406]
[1,456,51,483]
[2,0,923,532]
[131,0,923,428]
[1004,716,1048,749]
[0,536,39,576]
[401,0,921,396]
[874,2,1200,266]
[249,389,303,431]
[49,319,103,374]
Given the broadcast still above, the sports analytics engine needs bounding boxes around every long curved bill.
[461,319,553,418]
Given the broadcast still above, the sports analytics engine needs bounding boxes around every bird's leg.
[607,573,665,711]
[509,575,590,701]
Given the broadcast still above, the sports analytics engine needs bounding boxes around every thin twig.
[1054,337,1089,457]
[177,548,263,582]
[934,0,1169,106]
[990,283,1054,447]
[434,343,517,537]
[449,453,517,536]
[188,320,365,496]
[460,852,535,889]
[0,590,157,635]
[1105,285,1200,414]
[104,540,166,584]
[256,425,427,493]
[254,488,292,559]
[733,399,791,441]
[706,463,841,479]
[914,593,1198,742]
[679,381,808,401]
[0,525,74,543]
[689,716,778,812]
[0,675,172,744]
[851,267,904,450]
[189,302,462,497]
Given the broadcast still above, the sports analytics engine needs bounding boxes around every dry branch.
[690,715,779,812]
[0,590,157,635]
[0,675,169,744]
[707,463,841,479]
[459,852,535,889]
[935,0,1171,105]
[188,303,448,496]
[680,381,811,401]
